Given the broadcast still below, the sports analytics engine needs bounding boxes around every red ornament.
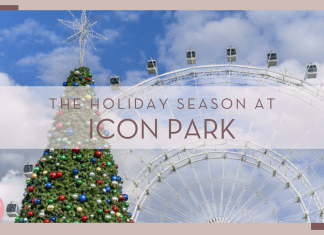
[59,195,66,201]
[97,111,101,116]
[115,164,118,169]
[75,121,78,125]
[72,146,80,154]
[58,110,63,116]
[56,123,63,130]
[99,124,104,130]
[95,150,102,158]
[50,172,57,179]
[32,197,38,204]
[86,77,91,81]
[35,163,39,167]
[28,186,34,192]
[28,211,34,217]
[57,172,63,178]
[119,194,124,202]
[96,179,102,185]
[77,89,82,93]
[130,219,134,223]
[118,218,121,222]
[104,209,108,213]
[81,215,88,222]
[103,163,107,167]
[44,219,50,223]
[25,206,29,210]
[112,206,118,212]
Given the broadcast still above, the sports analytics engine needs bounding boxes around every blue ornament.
[120,189,123,193]
[20,219,24,223]
[79,76,83,80]
[43,151,49,155]
[104,130,110,137]
[71,95,77,100]
[106,199,111,204]
[89,83,94,87]
[35,199,41,204]
[63,82,68,86]
[45,182,52,189]
[50,217,56,222]
[97,146,103,151]
[66,129,74,136]
[128,212,132,217]
[74,82,79,86]
[73,169,79,175]
[79,194,87,202]
[90,158,97,163]
[105,186,111,193]
[123,194,128,201]
[117,176,122,182]
[51,132,56,137]
[111,175,117,181]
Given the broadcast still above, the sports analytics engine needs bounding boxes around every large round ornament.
[47,205,54,212]
[65,205,72,211]
[81,215,88,222]
[115,212,121,218]
[112,196,118,204]
[50,172,57,179]
[56,123,63,130]
[76,207,83,213]
[28,186,34,192]
[95,150,102,158]
[59,195,66,201]
[45,182,52,189]
[72,146,80,153]
[79,194,87,202]
[31,173,37,179]
[28,211,34,217]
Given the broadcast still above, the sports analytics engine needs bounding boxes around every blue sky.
[2,10,324,86]
[0,10,176,86]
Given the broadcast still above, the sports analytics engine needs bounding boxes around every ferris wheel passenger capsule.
[23,162,34,179]
[227,46,236,62]
[267,51,277,67]
[146,59,157,74]
[6,202,20,217]
[306,63,317,79]
[186,49,196,65]
[110,75,121,90]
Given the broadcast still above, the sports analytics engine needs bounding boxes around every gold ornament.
[115,212,121,218]
[47,205,54,212]
[43,171,48,175]
[31,173,37,179]
[76,207,83,212]
[96,167,101,171]
[56,163,60,166]
[85,95,92,101]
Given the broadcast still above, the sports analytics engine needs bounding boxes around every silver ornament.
[23,192,27,197]
[49,156,53,159]
[75,175,79,179]
[89,172,95,177]
[97,199,102,204]
[90,214,94,218]
[90,184,96,188]
[74,70,80,75]
[110,211,115,215]
[102,173,107,177]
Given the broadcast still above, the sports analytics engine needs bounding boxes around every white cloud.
[114,11,142,22]
[0,170,25,223]
[0,18,63,45]
[17,46,112,85]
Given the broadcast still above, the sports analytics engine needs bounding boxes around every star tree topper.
[58,11,108,67]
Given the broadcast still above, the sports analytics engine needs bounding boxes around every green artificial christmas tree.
[15,67,134,223]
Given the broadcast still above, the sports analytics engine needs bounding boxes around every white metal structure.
[58,11,108,67]
[227,46,236,63]
[6,202,20,217]
[23,162,33,179]
[306,63,317,79]
[110,75,121,90]
[186,49,196,65]
[267,51,277,68]
[101,63,324,223]
[146,59,157,74]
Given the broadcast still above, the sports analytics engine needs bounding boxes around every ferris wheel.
[102,47,324,223]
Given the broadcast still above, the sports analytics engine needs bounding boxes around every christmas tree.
[15,67,134,223]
